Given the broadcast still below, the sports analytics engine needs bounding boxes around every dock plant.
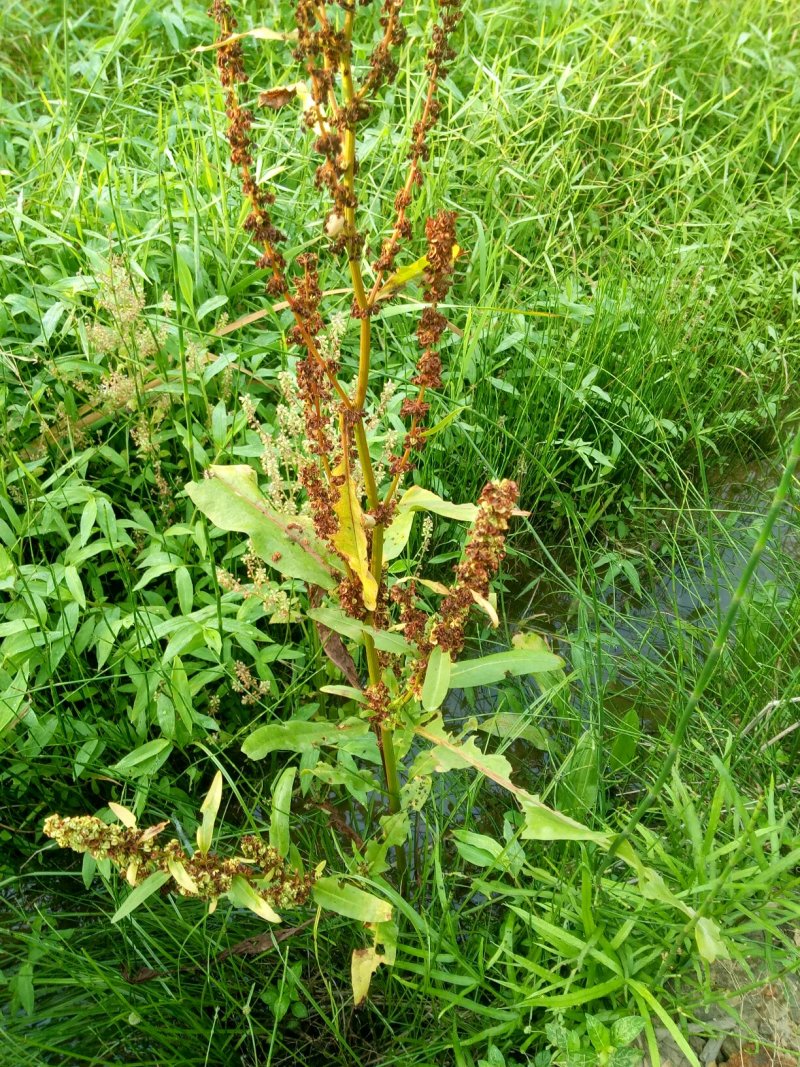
[43,0,730,1001]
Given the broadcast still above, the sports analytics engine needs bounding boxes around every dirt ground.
[643,960,800,1067]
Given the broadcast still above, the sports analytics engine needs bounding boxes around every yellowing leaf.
[378,244,462,297]
[352,946,386,1006]
[227,875,282,923]
[168,859,199,895]
[197,770,223,856]
[470,589,499,627]
[193,26,298,53]
[351,919,397,1005]
[108,802,137,829]
[332,462,378,611]
[126,859,139,887]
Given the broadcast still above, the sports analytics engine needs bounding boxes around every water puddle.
[447,457,800,798]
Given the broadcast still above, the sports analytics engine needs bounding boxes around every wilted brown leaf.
[259,86,297,109]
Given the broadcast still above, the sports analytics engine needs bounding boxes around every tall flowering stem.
[201,0,523,883]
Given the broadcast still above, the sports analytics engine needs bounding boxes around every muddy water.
[445,458,800,799]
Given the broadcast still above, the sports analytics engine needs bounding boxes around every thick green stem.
[338,5,407,885]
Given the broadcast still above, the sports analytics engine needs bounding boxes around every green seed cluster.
[43,815,314,909]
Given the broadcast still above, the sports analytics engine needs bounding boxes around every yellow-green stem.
[339,3,406,886]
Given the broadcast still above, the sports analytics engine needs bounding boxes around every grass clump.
[1,0,799,1065]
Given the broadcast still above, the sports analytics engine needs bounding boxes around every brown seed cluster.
[292,0,398,261]
[389,209,458,477]
[207,6,349,558]
[208,2,287,285]
[364,680,391,723]
[43,814,314,910]
[390,580,432,693]
[362,0,406,98]
[429,479,519,655]
[372,0,463,280]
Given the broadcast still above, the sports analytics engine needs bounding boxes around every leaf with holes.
[186,465,341,589]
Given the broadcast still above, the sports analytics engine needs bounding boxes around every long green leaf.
[227,875,281,923]
[111,870,170,923]
[450,648,564,689]
[269,766,296,858]
[312,876,392,923]
[421,646,452,711]
[242,718,375,761]
[308,607,415,656]
[186,465,340,589]
[114,738,173,777]
[556,731,600,819]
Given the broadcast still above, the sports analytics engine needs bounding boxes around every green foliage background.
[1,0,798,1064]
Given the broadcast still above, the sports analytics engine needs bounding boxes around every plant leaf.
[609,707,640,772]
[421,646,452,711]
[412,716,515,783]
[519,795,610,844]
[168,859,199,895]
[377,244,461,297]
[270,767,296,858]
[193,26,298,52]
[695,917,728,963]
[451,829,523,874]
[314,615,362,688]
[470,589,499,627]
[382,509,415,561]
[351,946,386,1006]
[556,731,600,819]
[610,1018,647,1047]
[308,606,414,657]
[108,802,137,829]
[227,875,282,923]
[197,770,223,855]
[450,648,564,689]
[319,685,367,704]
[331,462,378,611]
[114,738,173,778]
[305,763,380,806]
[242,718,375,761]
[396,485,478,523]
[186,465,341,589]
[312,876,392,923]
[477,712,550,750]
[111,870,171,923]
[375,484,481,563]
